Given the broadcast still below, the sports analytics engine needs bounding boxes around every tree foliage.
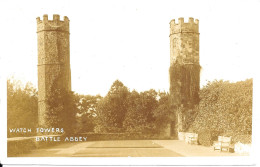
[76,94,102,133]
[46,77,78,135]
[9,76,251,141]
[7,79,38,137]
[123,89,158,133]
[7,78,174,137]
[95,80,130,132]
[95,80,173,135]
[152,92,175,133]
[190,79,253,137]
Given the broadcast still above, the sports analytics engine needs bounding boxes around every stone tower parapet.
[36,14,69,33]
[169,17,199,66]
[37,14,71,127]
[170,17,199,34]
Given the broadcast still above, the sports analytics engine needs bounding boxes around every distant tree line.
[7,78,252,140]
[93,80,173,134]
[7,79,173,136]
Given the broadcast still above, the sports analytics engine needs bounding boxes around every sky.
[0,0,259,96]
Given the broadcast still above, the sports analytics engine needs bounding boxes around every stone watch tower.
[36,14,71,127]
[169,17,200,134]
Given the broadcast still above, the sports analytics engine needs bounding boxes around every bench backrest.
[185,133,198,137]
[184,133,198,143]
[218,136,231,143]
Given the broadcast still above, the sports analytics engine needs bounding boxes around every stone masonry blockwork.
[169,17,199,65]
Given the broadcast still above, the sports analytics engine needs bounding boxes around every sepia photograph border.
[0,0,260,166]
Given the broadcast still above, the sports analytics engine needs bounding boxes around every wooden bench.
[213,136,232,152]
[185,133,198,145]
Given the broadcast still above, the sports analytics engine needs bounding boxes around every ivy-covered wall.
[169,63,200,133]
[169,63,200,108]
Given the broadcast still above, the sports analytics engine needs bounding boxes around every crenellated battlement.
[170,17,199,35]
[36,14,70,33]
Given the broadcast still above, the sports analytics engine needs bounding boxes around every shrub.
[230,134,251,144]
[198,130,213,146]
[198,130,223,146]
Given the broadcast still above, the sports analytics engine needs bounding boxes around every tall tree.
[76,94,102,133]
[123,90,147,132]
[95,80,130,132]
[123,89,158,133]
[152,92,174,133]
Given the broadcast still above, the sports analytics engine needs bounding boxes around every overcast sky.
[0,0,259,96]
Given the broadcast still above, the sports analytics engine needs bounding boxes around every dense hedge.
[7,138,36,156]
[7,137,60,157]
[197,130,221,146]
[190,79,252,145]
[79,132,173,141]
